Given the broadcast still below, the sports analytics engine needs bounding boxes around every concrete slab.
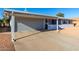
[14,27,79,51]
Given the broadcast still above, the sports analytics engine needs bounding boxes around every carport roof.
[4,9,71,20]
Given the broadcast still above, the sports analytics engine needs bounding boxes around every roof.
[71,18,79,21]
[4,9,71,20]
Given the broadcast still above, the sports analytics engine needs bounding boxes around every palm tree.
[0,12,10,32]
[2,12,10,27]
[3,18,9,27]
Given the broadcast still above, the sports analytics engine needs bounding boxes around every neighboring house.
[4,9,74,33]
[72,18,79,27]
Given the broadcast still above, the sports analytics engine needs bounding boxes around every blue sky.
[0,8,79,19]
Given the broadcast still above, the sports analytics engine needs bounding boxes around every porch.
[45,18,74,30]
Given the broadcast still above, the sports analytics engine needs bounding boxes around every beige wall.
[72,18,79,27]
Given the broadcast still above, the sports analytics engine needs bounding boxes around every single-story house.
[71,18,79,27]
[4,9,74,41]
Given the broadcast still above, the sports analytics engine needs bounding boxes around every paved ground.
[14,27,79,51]
[0,32,15,51]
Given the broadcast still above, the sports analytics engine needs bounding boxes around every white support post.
[61,20,63,25]
[10,11,15,42]
[67,20,69,24]
[43,19,45,30]
[56,18,59,31]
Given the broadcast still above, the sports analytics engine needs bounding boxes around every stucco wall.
[72,18,79,27]
[15,17,44,32]
[73,20,79,27]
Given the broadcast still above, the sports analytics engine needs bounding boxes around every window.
[58,20,62,25]
[63,20,67,24]
[47,19,56,25]
[48,19,62,25]
[52,20,56,24]
[69,20,72,24]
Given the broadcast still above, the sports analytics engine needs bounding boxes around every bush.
[0,29,2,32]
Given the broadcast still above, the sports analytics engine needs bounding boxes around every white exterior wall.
[48,24,74,30]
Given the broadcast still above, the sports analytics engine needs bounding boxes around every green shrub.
[0,29,2,32]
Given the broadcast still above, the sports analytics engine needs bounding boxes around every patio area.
[14,27,79,51]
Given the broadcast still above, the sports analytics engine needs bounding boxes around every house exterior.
[4,9,74,32]
[72,18,79,27]
[4,9,74,41]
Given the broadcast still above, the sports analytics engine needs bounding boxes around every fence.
[0,26,11,32]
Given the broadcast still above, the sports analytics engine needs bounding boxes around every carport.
[4,9,71,42]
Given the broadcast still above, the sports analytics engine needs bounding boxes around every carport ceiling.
[14,13,57,19]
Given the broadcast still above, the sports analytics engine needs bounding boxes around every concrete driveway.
[14,27,79,51]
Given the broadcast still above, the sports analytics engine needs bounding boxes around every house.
[71,18,79,27]
[4,9,74,41]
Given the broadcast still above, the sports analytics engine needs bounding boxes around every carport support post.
[43,19,45,29]
[61,20,63,25]
[56,18,59,31]
[10,11,16,42]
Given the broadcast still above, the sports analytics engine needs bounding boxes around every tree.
[0,20,2,23]
[56,12,64,17]
[0,12,10,32]
[0,20,3,27]
[1,13,10,27]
